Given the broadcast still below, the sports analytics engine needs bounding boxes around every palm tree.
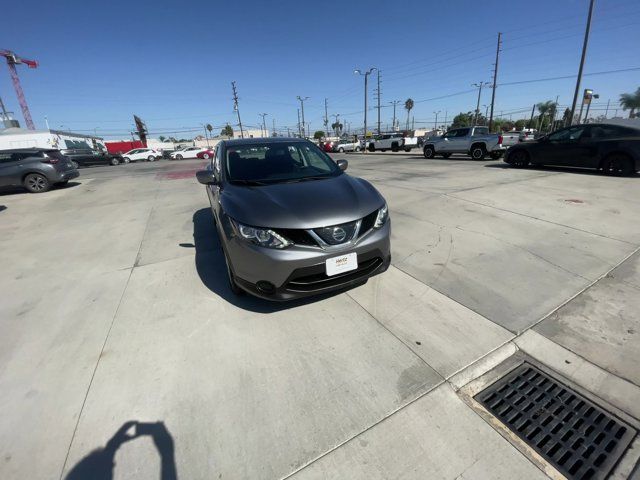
[619,87,640,118]
[536,100,556,131]
[404,98,414,131]
[158,135,166,142]
[206,124,213,134]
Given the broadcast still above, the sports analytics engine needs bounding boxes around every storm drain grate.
[475,363,636,480]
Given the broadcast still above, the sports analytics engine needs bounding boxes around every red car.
[323,141,336,152]
[196,149,215,159]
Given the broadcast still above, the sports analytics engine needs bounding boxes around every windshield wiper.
[231,179,268,186]
[280,176,332,183]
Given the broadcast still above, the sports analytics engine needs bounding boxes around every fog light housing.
[256,281,276,295]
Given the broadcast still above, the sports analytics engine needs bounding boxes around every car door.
[0,152,30,186]
[536,126,589,166]
[447,128,470,152]
[438,130,457,152]
[208,145,223,222]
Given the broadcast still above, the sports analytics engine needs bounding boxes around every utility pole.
[259,113,268,137]
[297,108,301,137]
[433,111,441,131]
[444,110,448,130]
[551,95,559,132]
[296,96,309,138]
[231,81,244,138]
[488,32,502,132]
[529,104,536,128]
[604,98,610,118]
[272,118,276,137]
[324,98,329,137]
[569,0,595,125]
[390,100,400,132]
[203,124,210,147]
[472,82,490,126]
[376,70,382,134]
[354,67,377,151]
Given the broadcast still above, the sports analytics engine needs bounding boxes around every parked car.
[195,137,391,300]
[170,146,205,159]
[322,141,337,153]
[503,123,640,176]
[121,148,161,162]
[334,138,362,153]
[0,148,79,193]
[501,131,521,147]
[196,148,215,159]
[519,129,538,142]
[60,148,123,167]
[368,133,416,152]
[422,126,505,160]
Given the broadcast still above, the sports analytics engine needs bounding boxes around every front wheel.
[338,147,344,153]
[355,146,361,152]
[176,154,183,160]
[470,145,487,160]
[404,148,412,152]
[24,173,51,193]
[123,157,131,164]
[490,151,503,160]
[602,154,634,176]
[148,155,156,162]
[110,157,120,166]
[509,150,529,168]
[423,146,435,159]
[441,153,451,159]
[369,146,376,152]
[203,153,210,159]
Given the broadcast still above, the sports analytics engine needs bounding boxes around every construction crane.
[0,49,38,130]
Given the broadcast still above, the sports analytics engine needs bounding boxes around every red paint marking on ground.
[156,163,207,180]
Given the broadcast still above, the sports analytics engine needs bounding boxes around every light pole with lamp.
[354,67,377,151]
[296,96,309,138]
[433,111,441,131]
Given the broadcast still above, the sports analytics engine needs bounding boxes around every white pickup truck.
[369,133,417,152]
[422,126,506,160]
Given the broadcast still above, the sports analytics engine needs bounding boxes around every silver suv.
[196,138,391,301]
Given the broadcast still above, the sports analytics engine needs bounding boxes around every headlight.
[374,202,389,228]
[233,221,292,249]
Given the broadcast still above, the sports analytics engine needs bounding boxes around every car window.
[473,127,489,136]
[0,152,16,163]
[548,126,586,141]
[225,141,341,184]
[456,128,470,137]
[443,130,457,138]
[591,125,637,139]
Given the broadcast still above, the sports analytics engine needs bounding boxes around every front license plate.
[325,252,358,277]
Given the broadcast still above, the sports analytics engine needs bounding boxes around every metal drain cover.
[476,363,637,479]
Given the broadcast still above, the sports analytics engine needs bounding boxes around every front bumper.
[226,220,391,301]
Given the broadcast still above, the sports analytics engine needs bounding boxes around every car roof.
[221,137,310,146]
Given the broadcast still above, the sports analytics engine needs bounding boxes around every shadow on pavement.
[0,181,81,196]
[189,208,348,313]
[0,205,5,212]
[65,421,177,480]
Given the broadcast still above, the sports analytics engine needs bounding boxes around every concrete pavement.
[0,154,638,479]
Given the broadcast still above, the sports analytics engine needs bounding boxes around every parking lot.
[1,153,639,479]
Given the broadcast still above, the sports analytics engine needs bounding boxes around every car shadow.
[485,163,638,177]
[0,205,6,212]
[0,181,81,196]
[188,208,351,313]
[64,421,178,480]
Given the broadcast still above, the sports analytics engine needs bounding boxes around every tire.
[147,155,156,162]
[602,154,634,176]
[24,173,51,193]
[224,251,244,295]
[123,157,131,164]
[490,151,503,160]
[355,146,361,152]
[441,153,451,159]
[176,154,183,160]
[470,145,487,160]
[381,149,386,152]
[71,161,79,169]
[338,147,344,153]
[203,153,210,159]
[110,157,120,166]
[391,143,399,152]
[509,149,529,168]
[404,148,412,152]
[423,145,435,159]
[369,146,375,152]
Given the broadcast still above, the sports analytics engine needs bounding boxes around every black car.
[0,148,79,193]
[60,148,123,167]
[504,123,640,176]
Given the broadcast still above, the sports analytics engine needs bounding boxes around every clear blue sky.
[2,0,639,138]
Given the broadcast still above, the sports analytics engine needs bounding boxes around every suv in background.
[0,148,79,193]
[334,138,362,152]
[369,133,416,152]
[121,148,161,162]
[423,126,505,160]
[60,148,123,167]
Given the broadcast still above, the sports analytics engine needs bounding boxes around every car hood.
[220,174,385,229]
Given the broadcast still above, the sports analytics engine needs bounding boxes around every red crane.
[0,49,38,130]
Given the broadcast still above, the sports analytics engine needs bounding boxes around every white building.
[0,127,105,151]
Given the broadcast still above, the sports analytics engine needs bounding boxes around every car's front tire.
[602,154,634,176]
[355,146,361,152]
[123,157,131,164]
[470,145,487,160]
[423,145,435,159]
[176,154,183,160]
[110,157,120,166]
[24,173,51,193]
[338,147,344,153]
[148,155,156,162]
[203,153,210,159]
[509,149,529,168]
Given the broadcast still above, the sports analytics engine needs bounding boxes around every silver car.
[196,138,391,301]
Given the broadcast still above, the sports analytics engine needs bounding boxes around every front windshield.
[224,141,341,185]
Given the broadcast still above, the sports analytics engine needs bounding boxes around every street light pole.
[390,100,400,131]
[472,82,490,126]
[259,113,268,137]
[355,68,377,150]
[296,96,309,138]
[433,111,441,131]
[569,0,595,126]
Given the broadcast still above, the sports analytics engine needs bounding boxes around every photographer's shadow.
[65,421,177,480]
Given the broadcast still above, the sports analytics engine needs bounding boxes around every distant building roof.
[0,127,103,140]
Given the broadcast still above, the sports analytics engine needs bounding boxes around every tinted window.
[473,127,489,135]
[590,125,638,139]
[548,126,586,141]
[456,128,470,137]
[225,141,341,184]
[0,152,15,163]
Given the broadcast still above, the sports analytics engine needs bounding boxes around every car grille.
[275,209,379,247]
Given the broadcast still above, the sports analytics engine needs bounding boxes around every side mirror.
[196,170,218,185]
[336,159,348,171]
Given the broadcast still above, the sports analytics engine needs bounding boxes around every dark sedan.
[504,123,640,176]
[60,148,123,167]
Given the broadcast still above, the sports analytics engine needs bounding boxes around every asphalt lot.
[1,153,639,479]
